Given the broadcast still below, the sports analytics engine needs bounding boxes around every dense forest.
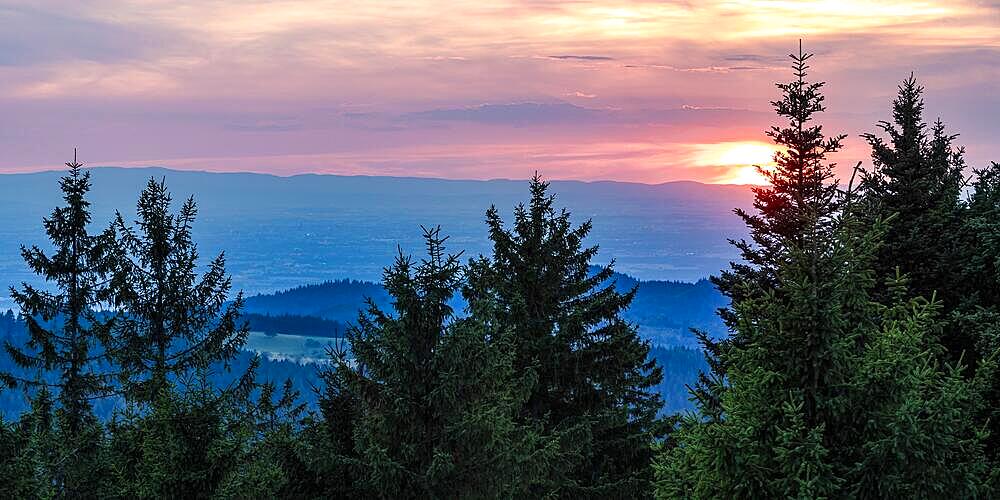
[242,313,347,339]
[1,45,998,498]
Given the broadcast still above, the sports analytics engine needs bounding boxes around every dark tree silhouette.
[106,178,248,403]
[1,152,117,496]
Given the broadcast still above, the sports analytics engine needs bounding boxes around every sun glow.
[720,165,772,185]
[690,141,778,185]
[715,142,776,166]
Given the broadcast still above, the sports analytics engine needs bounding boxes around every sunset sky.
[1,1,997,184]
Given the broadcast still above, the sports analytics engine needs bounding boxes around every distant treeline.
[242,312,345,338]
[0,310,22,343]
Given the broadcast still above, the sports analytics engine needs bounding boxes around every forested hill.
[243,270,727,346]
[244,279,390,320]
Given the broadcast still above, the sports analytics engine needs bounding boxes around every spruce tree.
[859,74,968,354]
[859,77,1000,469]
[466,176,663,497]
[655,44,991,499]
[316,226,548,498]
[700,41,845,421]
[102,178,262,497]
[964,162,1000,355]
[1,153,115,496]
[298,339,363,498]
[656,241,990,497]
[712,40,844,337]
[216,378,309,498]
[963,162,1000,284]
[106,178,248,403]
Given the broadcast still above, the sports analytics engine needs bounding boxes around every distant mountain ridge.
[0,167,753,299]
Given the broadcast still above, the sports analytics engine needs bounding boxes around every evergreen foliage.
[104,365,268,499]
[243,312,345,338]
[656,45,993,499]
[711,41,844,337]
[106,178,248,403]
[699,41,848,425]
[465,176,664,497]
[859,75,969,351]
[858,74,1000,473]
[0,153,117,496]
[309,226,551,498]
[244,272,728,348]
[0,389,69,498]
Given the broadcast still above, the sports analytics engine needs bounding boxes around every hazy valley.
[0,167,753,300]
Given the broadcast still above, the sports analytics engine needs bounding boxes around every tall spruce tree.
[712,41,844,336]
[106,178,248,403]
[315,226,549,498]
[1,153,115,496]
[101,178,262,498]
[465,176,663,497]
[859,75,969,354]
[700,41,845,420]
[655,46,991,498]
[859,78,1000,470]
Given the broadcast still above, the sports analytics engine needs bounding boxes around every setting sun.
[690,141,778,184]
[721,165,773,185]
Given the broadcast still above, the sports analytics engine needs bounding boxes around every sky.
[0,0,997,184]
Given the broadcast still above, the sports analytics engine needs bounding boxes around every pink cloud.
[0,1,995,183]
